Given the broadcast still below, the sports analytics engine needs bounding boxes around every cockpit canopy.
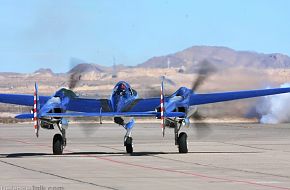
[53,88,77,99]
[112,81,137,97]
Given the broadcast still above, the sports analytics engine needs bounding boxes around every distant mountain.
[33,68,54,76]
[28,46,290,76]
[34,68,54,74]
[137,46,290,72]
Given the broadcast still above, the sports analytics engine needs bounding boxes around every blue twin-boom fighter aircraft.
[1,79,290,154]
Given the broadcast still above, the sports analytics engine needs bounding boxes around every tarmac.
[0,122,290,190]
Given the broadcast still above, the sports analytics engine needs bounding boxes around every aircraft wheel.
[125,137,133,154]
[53,134,64,155]
[178,132,188,153]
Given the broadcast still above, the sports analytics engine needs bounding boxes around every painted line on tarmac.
[0,138,119,190]
[95,145,290,180]
[0,159,118,190]
[2,137,290,190]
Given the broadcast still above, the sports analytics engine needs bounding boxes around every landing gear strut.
[173,120,188,153]
[123,119,134,154]
[52,122,67,155]
[114,117,135,154]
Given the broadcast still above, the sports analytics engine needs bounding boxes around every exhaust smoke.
[255,83,290,124]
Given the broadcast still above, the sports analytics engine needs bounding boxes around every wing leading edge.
[190,87,290,106]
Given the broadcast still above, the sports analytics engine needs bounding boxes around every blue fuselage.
[110,81,138,112]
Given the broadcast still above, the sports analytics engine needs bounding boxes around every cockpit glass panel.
[114,83,127,96]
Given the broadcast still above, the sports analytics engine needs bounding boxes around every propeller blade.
[161,76,165,137]
[191,122,211,139]
[144,76,176,98]
[33,82,40,137]
[68,57,88,90]
[81,124,101,137]
[190,110,211,139]
[71,118,102,137]
[192,60,216,91]
[68,72,82,90]
[191,110,205,120]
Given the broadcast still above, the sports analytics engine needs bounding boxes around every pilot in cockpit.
[116,83,127,96]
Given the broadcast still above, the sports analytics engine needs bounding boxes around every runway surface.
[0,122,290,190]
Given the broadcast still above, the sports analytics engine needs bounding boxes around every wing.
[0,94,50,106]
[66,98,112,112]
[190,87,290,105]
[121,98,161,112]
[66,97,161,113]
[0,94,156,113]
[0,93,112,112]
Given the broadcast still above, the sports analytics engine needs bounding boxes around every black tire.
[178,132,188,153]
[126,144,133,154]
[53,134,63,155]
[125,137,133,154]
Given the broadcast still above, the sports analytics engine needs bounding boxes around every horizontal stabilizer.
[156,112,185,118]
[15,113,34,119]
[42,111,185,118]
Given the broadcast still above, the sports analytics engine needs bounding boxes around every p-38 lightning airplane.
[1,63,290,155]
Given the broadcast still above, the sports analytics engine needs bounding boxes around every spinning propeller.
[68,72,82,90]
[33,83,40,137]
[191,60,216,92]
[68,58,86,91]
[157,60,215,138]
[188,60,216,138]
[67,59,102,136]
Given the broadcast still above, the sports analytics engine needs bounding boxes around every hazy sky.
[0,0,290,73]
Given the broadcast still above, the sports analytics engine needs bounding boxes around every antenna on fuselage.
[112,56,117,78]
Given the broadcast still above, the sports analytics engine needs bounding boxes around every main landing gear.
[173,120,188,153]
[53,134,64,155]
[114,117,135,154]
[123,119,134,154]
[52,121,67,155]
[177,132,188,153]
[124,136,133,154]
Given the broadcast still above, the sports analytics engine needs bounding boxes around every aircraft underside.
[41,115,188,155]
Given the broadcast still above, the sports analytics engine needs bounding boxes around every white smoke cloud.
[256,83,290,124]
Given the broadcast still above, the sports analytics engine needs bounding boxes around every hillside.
[1,45,290,122]
[138,46,290,72]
